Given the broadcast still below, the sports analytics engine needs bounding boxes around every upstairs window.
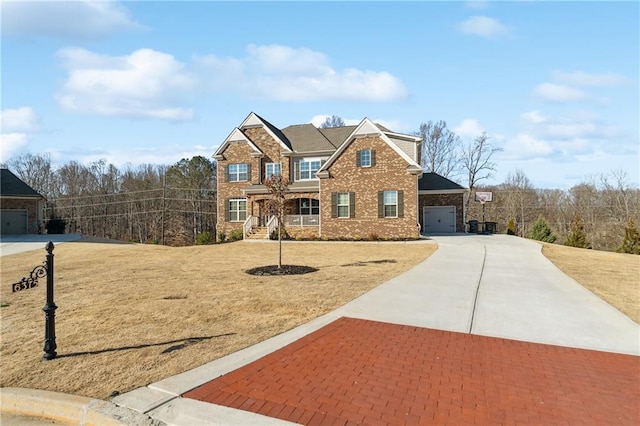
[228,163,249,182]
[265,162,281,179]
[357,149,376,168]
[298,160,322,180]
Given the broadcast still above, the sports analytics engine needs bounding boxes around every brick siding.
[320,137,419,240]
[2,198,41,233]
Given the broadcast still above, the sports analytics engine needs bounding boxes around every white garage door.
[1,210,28,234]
[423,206,456,233]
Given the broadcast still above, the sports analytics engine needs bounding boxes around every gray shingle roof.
[318,126,357,148]
[418,172,467,191]
[1,168,42,198]
[281,124,337,153]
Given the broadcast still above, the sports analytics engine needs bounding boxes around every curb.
[0,387,163,425]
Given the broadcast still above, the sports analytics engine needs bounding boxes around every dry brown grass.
[0,240,435,399]
[541,242,640,323]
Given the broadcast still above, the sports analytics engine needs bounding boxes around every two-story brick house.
[214,112,466,240]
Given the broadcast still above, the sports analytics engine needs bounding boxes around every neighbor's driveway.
[0,234,82,257]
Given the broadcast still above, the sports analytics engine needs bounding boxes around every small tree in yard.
[264,174,291,269]
[506,218,517,235]
[526,215,557,243]
[617,217,640,255]
[565,213,591,249]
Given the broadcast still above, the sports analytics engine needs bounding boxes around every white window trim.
[229,198,247,222]
[360,149,372,168]
[229,163,248,182]
[265,162,281,179]
[298,158,322,181]
[337,192,350,218]
[383,190,398,218]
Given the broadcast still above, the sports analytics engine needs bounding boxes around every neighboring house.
[214,112,467,240]
[0,168,46,234]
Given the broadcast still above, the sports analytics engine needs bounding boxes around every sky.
[1,0,638,189]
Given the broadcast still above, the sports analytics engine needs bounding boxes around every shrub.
[564,213,591,249]
[195,231,215,245]
[217,231,227,243]
[229,228,244,241]
[525,215,557,243]
[367,233,379,241]
[269,227,290,240]
[506,218,517,236]
[45,218,66,234]
[617,217,640,255]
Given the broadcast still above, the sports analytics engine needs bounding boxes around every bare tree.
[319,115,345,128]
[461,132,501,220]
[415,120,462,178]
[264,174,291,269]
[501,169,536,236]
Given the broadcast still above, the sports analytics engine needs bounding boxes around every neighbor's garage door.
[1,210,28,234]
[423,206,456,233]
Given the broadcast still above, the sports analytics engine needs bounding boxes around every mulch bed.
[245,265,318,276]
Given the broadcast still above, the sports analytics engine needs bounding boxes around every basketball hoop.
[474,191,493,204]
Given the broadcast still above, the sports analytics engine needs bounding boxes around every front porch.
[243,214,320,240]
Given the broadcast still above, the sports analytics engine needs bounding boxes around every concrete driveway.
[114,234,639,425]
[0,234,82,257]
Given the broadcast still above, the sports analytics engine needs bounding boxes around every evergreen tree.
[617,217,640,255]
[564,213,591,249]
[525,215,557,243]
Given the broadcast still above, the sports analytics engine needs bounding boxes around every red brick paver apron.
[184,317,640,425]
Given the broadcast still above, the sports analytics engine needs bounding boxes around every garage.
[423,206,456,233]
[1,210,28,234]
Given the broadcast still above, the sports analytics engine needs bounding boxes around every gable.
[317,118,422,177]
[214,127,262,159]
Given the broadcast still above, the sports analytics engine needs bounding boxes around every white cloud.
[1,107,39,132]
[56,48,196,121]
[551,71,631,87]
[0,107,39,162]
[197,44,408,102]
[533,70,630,104]
[56,145,218,169]
[2,1,144,40]
[454,118,485,139]
[503,133,554,160]
[0,133,29,163]
[457,16,510,39]
[533,83,588,103]
[504,111,625,161]
[520,110,548,124]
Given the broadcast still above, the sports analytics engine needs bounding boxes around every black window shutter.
[356,150,361,167]
[331,192,337,218]
[378,191,384,218]
[371,150,376,167]
[224,165,229,182]
[349,192,355,218]
[398,190,404,218]
[246,164,251,182]
[225,198,230,221]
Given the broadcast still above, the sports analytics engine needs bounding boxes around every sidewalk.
[113,234,639,425]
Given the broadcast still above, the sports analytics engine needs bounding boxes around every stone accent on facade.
[320,137,419,240]
[418,193,465,233]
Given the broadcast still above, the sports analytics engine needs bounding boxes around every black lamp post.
[42,241,57,360]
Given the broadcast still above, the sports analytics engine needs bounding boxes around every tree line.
[3,154,216,246]
[4,117,638,252]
